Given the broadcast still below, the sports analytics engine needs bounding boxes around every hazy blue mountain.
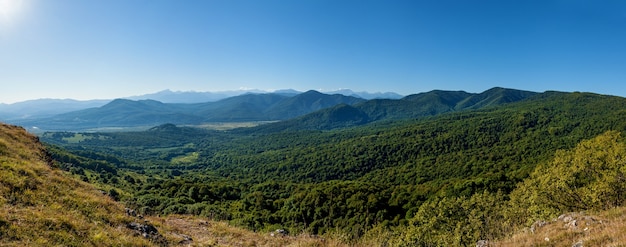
[272,89,302,96]
[326,89,404,99]
[9,87,537,132]
[128,89,402,103]
[264,90,366,119]
[192,91,364,121]
[14,99,204,130]
[195,93,290,121]
[0,99,110,120]
[126,90,233,103]
[1,89,401,122]
[126,89,269,103]
[11,91,365,131]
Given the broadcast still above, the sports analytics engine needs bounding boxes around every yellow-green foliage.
[0,124,153,246]
[394,191,507,246]
[386,131,626,246]
[171,152,199,164]
[509,130,626,225]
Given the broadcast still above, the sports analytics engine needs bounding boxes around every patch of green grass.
[61,133,92,143]
[171,152,199,164]
[188,121,276,130]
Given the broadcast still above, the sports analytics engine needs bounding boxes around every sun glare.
[0,0,25,25]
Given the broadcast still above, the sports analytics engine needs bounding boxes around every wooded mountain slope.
[244,87,538,132]
[38,90,626,246]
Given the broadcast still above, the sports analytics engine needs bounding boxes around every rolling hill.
[0,89,401,127]
[11,91,366,131]
[7,87,537,132]
[251,87,538,131]
[27,88,626,245]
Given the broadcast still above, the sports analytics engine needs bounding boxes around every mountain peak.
[302,90,324,95]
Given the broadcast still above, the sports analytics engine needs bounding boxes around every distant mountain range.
[0,89,402,121]
[5,87,540,132]
[248,87,538,132]
[8,90,367,131]
[0,99,110,120]
[127,89,403,103]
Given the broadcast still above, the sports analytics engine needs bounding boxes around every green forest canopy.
[41,91,626,245]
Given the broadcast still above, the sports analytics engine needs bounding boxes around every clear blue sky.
[1,0,625,103]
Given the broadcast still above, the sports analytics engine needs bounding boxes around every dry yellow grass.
[0,123,153,246]
[496,208,626,247]
[149,215,349,247]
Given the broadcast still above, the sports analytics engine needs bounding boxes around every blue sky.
[1,0,625,103]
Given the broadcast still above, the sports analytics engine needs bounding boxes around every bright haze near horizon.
[1,0,625,104]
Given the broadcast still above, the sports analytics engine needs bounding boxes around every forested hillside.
[0,123,341,246]
[38,91,626,245]
[248,87,538,131]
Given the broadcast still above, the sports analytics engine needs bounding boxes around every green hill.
[36,90,626,246]
[251,87,538,132]
[13,91,365,131]
[264,90,366,119]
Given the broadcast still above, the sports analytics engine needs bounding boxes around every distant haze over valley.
[0,87,545,132]
[0,88,402,122]
[125,88,404,103]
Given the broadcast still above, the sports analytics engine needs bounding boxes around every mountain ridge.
[252,87,539,131]
[5,90,367,131]
[0,89,401,123]
[0,87,578,132]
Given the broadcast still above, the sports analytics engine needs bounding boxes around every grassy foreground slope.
[496,207,626,246]
[0,123,337,246]
[0,123,155,246]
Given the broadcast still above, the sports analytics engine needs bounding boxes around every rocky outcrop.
[127,222,159,238]
[525,212,603,246]
[530,220,547,233]
[476,239,489,247]
[270,229,288,237]
[127,221,167,246]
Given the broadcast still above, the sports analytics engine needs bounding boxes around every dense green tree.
[396,191,507,246]
[509,131,626,225]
